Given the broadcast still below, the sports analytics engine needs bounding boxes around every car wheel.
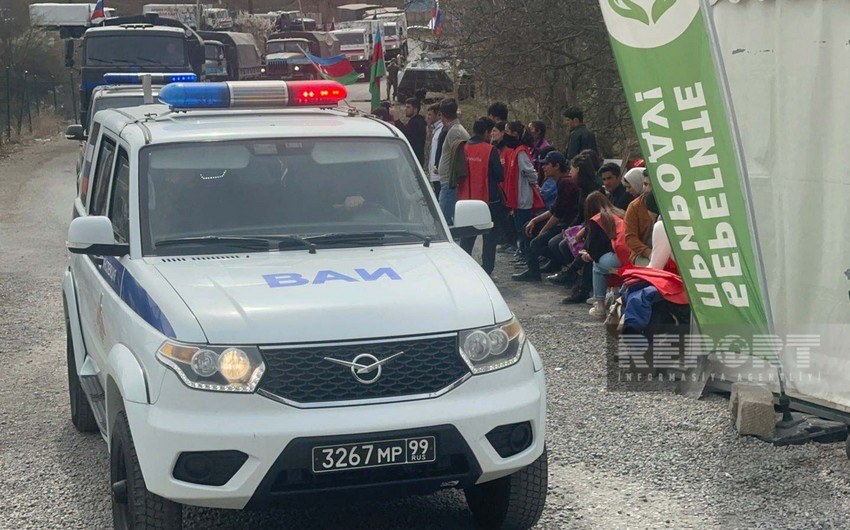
[111,411,182,530]
[66,309,98,433]
[464,447,548,530]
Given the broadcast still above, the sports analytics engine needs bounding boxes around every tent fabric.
[712,0,850,407]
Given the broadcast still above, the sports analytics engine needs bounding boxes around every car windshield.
[139,138,446,255]
[205,44,223,60]
[334,33,365,46]
[267,41,305,54]
[86,35,187,66]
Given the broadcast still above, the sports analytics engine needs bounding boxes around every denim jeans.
[592,252,621,300]
[438,185,457,225]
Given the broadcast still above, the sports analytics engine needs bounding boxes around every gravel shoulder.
[1,139,849,529]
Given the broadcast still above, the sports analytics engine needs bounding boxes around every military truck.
[74,14,204,127]
[199,31,263,81]
[263,31,339,81]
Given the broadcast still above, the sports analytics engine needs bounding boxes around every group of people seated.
[473,110,691,344]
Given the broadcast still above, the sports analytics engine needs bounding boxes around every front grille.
[258,335,469,405]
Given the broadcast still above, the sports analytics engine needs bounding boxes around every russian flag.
[432,0,442,36]
[91,0,106,24]
[298,46,361,85]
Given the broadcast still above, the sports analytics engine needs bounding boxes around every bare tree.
[441,0,637,159]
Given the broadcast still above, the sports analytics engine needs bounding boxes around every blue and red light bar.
[103,73,197,85]
[157,80,348,110]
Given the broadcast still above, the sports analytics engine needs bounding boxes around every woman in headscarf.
[622,167,645,198]
[623,169,656,266]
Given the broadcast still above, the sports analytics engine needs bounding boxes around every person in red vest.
[458,117,504,276]
[502,122,547,263]
[578,191,629,317]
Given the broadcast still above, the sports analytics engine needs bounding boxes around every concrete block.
[730,383,776,439]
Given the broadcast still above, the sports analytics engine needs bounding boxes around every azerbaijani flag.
[432,1,442,36]
[298,46,361,85]
[369,24,386,109]
[91,0,106,24]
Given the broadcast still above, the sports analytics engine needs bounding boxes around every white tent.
[709,0,850,410]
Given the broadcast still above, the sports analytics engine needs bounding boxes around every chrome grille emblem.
[323,352,405,385]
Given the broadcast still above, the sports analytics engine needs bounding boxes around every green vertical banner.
[598,0,770,338]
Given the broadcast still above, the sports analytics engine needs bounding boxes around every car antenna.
[142,74,154,105]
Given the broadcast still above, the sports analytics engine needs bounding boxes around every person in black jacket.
[600,162,633,210]
[392,98,428,166]
[563,107,598,160]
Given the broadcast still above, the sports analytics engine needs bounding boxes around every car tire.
[66,310,98,433]
[111,411,183,530]
[464,447,548,530]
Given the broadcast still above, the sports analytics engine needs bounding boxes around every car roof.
[86,25,186,36]
[96,105,399,145]
[93,85,165,97]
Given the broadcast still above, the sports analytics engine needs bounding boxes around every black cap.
[540,150,566,167]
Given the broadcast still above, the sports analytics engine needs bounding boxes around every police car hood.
[151,245,508,344]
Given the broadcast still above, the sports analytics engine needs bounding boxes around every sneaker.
[604,290,617,309]
[589,301,606,318]
[586,297,596,305]
[511,269,542,282]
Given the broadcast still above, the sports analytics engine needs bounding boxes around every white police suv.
[63,80,547,529]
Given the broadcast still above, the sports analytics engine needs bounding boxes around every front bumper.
[125,342,546,509]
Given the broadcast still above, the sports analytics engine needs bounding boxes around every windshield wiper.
[307,231,432,248]
[90,58,133,64]
[154,236,271,249]
[135,56,160,64]
[252,234,318,254]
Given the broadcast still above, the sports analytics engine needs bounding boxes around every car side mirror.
[450,200,493,238]
[65,124,87,141]
[67,216,129,256]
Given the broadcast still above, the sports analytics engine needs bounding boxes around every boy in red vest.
[458,117,504,276]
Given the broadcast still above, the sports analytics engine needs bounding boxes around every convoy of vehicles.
[142,4,233,31]
[63,78,546,530]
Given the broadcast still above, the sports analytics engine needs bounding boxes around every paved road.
[2,138,850,530]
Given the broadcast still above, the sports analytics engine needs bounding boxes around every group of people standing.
[383,97,674,320]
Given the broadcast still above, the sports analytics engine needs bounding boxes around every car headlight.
[458,317,525,374]
[157,340,265,392]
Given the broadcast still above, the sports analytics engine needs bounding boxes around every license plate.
[312,436,436,473]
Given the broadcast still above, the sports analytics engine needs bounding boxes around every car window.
[138,138,445,255]
[89,137,117,215]
[79,122,101,205]
[109,148,131,243]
